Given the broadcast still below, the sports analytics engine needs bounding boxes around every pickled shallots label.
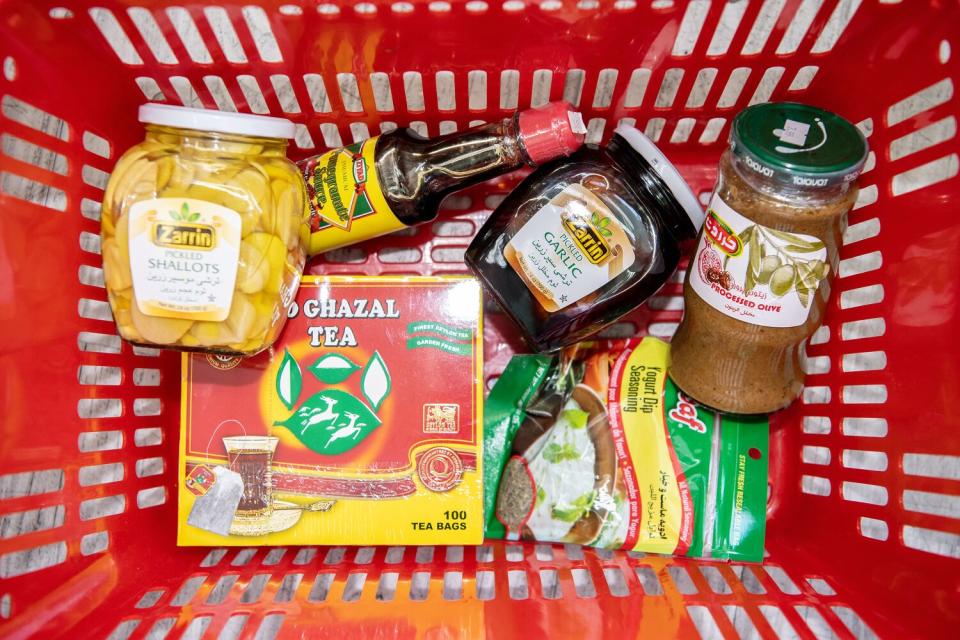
[505,183,635,312]
[689,195,828,328]
[129,198,241,321]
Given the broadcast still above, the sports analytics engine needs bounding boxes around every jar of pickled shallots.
[101,105,308,355]
[670,102,868,414]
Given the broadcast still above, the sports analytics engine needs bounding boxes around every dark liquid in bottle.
[375,118,532,227]
[228,449,273,516]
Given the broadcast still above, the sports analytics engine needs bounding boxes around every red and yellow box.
[178,275,483,545]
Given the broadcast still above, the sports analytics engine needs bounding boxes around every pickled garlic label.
[129,197,241,321]
[690,195,828,328]
[505,183,636,312]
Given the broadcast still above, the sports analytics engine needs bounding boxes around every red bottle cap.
[518,101,586,165]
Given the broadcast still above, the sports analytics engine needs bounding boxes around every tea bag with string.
[186,419,246,536]
[187,466,244,536]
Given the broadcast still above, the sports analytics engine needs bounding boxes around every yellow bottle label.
[301,136,406,256]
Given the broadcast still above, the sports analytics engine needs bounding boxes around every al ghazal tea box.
[178,275,484,545]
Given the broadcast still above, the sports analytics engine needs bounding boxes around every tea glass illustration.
[223,436,279,519]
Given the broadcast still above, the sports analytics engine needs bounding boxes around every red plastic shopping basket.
[1,1,958,638]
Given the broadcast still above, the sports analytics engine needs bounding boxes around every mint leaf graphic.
[543,442,580,463]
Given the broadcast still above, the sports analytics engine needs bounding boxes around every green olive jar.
[669,103,868,414]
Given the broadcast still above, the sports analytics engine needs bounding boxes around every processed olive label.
[690,194,828,328]
[301,137,406,255]
[128,198,241,322]
[505,183,635,312]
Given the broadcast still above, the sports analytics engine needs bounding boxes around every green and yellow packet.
[484,337,768,562]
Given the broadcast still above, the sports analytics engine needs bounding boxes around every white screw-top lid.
[613,124,705,231]
[138,104,296,140]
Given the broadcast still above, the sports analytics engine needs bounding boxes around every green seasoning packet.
[483,355,553,539]
[483,338,769,562]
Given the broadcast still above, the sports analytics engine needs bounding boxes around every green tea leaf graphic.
[188,212,200,222]
[361,351,391,412]
[275,349,302,410]
[181,202,190,220]
[599,228,613,237]
[273,389,382,455]
[769,264,796,297]
[599,217,610,228]
[536,486,546,506]
[309,353,360,384]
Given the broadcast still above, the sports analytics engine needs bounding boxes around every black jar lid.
[613,124,705,232]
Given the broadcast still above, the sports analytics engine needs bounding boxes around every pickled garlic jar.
[101,105,308,356]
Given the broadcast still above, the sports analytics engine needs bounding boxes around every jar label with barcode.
[504,183,635,312]
[689,194,829,328]
[129,197,241,321]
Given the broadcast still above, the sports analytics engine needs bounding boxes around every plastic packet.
[483,337,769,561]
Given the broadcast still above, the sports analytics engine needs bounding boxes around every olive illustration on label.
[769,264,796,297]
[731,224,826,307]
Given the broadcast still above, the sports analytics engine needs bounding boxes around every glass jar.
[466,125,704,352]
[101,105,308,356]
[670,102,868,414]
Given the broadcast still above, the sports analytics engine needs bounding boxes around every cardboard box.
[178,275,483,545]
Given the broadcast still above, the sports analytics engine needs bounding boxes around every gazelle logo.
[562,212,611,264]
[153,223,216,250]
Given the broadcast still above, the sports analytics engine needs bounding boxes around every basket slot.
[167,7,214,65]
[891,153,959,196]
[707,1,750,56]
[716,67,752,109]
[722,605,763,640]
[89,8,143,66]
[169,76,203,109]
[902,525,960,559]
[80,531,109,556]
[127,8,178,66]
[135,77,166,102]
[202,7,248,65]
[811,0,864,54]
[0,505,65,540]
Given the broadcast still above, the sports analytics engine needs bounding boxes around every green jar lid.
[731,102,868,188]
